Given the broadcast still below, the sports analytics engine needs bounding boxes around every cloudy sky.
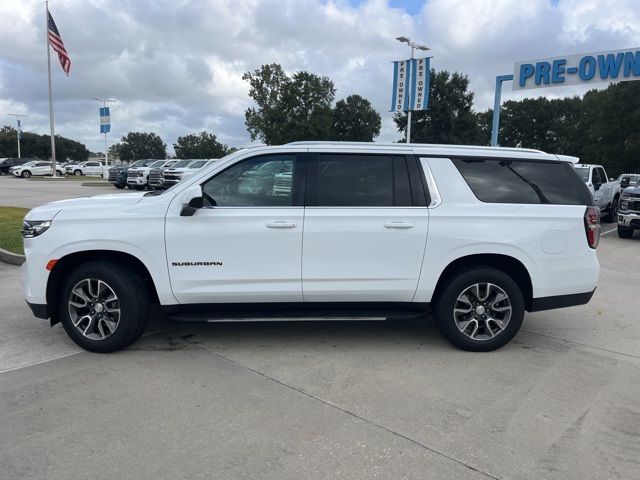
[1,0,639,154]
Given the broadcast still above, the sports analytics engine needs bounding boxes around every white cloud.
[0,0,639,154]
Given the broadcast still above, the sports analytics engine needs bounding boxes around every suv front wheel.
[434,267,525,351]
[58,261,149,352]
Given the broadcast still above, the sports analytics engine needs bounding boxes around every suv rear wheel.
[58,261,149,353]
[434,267,525,351]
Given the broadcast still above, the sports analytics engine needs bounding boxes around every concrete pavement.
[1,233,639,479]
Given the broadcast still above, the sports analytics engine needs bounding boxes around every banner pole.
[406,45,414,144]
[46,0,57,175]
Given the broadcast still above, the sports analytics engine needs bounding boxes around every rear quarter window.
[452,158,591,205]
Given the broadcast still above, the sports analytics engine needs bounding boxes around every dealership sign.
[513,47,640,90]
[99,107,110,133]
[390,57,431,111]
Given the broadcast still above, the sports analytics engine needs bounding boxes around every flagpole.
[46,0,57,176]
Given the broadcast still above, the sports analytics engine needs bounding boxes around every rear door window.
[452,158,590,205]
[310,154,411,207]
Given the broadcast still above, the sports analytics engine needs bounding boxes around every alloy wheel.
[68,278,121,340]
[453,282,512,341]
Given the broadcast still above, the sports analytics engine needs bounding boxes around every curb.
[0,247,25,266]
[81,182,111,187]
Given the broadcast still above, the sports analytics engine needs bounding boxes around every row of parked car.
[0,157,105,178]
[571,164,640,238]
[107,159,217,190]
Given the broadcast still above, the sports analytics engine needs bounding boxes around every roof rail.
[285,141,545,154]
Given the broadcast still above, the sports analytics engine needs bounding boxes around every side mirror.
[593,182,601,191]
[180,185,203,217]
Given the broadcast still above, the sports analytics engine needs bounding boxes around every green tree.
[331,94,381,141]
[0,126,88,161]
[174,131,229,159]
[243,64,336,144]
[111,132,166,161]
[394,70,481,144]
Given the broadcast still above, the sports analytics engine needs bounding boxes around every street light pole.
[8,113,27,158]
[395,37,430,144]
[93,97,117,168]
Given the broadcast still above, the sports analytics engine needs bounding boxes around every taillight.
[584,206,601,249]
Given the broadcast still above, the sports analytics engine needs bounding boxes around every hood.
[622,184,640,196]
[25,192,146,221]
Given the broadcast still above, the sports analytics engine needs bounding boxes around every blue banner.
[391,57,430,112]
[100,106,110,133]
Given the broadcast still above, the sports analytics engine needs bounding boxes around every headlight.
[22,220,52,238]
[138,171,144,177]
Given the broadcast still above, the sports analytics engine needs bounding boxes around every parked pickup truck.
[162,159,214,188]
[573,164,621,222]
[617,177,640,238]
[148,160,179,190]
[65,161,104,176]
[107,160,146,189]
[21,142,599,353]
[126,159,169,190]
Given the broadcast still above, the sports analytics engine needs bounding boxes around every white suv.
[20,142,599,353]
[12,161,64,178]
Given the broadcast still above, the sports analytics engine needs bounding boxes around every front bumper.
[127,176,146,185]
[618,212,640,229]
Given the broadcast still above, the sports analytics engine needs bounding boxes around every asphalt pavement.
[1,230,639,479]
[0,175,125,208]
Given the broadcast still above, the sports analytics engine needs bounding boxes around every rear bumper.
[26,301,49,319]
[528,289,596,312]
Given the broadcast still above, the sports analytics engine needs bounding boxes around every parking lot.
[1,181,639,480]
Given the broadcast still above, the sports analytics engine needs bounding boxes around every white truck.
[161,159,214,188]
[64,161,104,176]
[126,159,169,190]
[572,164,621,222]
[21,142,599,353]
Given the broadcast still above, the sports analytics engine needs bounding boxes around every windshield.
[172,160,191,168]
[150,160,166,168]
[190,160,207,168]
[128,160,145,167]
[573,167,589,182]
[164,161,178,168]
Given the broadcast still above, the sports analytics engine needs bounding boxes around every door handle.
[266,220,297,229]
[384,221,414,229]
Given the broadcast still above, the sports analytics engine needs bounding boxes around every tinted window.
[574,167,589,182]
[201,154,295,207]
[591,168,602,185]
[316,154,395,207]
[452,158,589,205]
[596,168,607,183]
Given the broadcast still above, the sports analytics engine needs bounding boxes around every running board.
[162,302,428,324]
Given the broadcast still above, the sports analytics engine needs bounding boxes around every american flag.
[47,9,71,76]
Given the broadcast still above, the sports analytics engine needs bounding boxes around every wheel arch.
[46,250,160,325]
[432,253,534,311]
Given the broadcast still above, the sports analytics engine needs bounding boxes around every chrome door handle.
[384,221,414,229]
[266,221,297,228]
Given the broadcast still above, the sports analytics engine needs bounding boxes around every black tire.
[618,225,634,239]
[434,267,525,352]
[58,261,149,353]
[56,170,64,177]
[604,197,619,223]
[74,169,82,176]
[115,183,126,189]
[21,170,31,178]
